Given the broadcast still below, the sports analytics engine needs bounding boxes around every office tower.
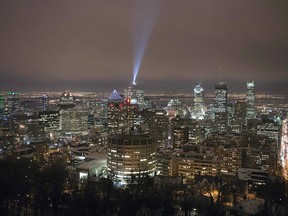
[214,82,228,133]
[107,86,157,182]
[60,107,88,134]
[42,95,49,111]
[171,116,189,148]
[58,90,76,108]
[227,103,233,128]
[91,99,108,132]
[58,91,88,134]
[246,81,256,122]
[38,110,60,132]
[165,99,185,119]
[256,116,281,146]
[25,113,46,143]
[153,110,169,147]
[124,83,146,110]
[171,115,204,145]
[95,99,108,118]
[6,91,20,113]
[192,83,205,120]
[107,131,157,181]
[107,90,125,134]
[231,101,246,133]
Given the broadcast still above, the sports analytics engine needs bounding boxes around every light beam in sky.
[132,1,160,84]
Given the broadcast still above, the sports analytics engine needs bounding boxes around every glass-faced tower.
[246,81,255,122]
[192,83,205,120]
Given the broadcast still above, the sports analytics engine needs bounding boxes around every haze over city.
[1,0,288,93]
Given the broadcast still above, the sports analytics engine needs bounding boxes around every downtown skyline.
[0,0,288,94]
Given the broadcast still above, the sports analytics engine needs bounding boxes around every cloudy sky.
[0,0,287,94]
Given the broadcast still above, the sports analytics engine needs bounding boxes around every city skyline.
[1,1,288,94]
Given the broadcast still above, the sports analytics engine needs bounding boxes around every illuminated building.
[165,99,186,119]
[156,151,172,176]
[172,125,189,149]
[107,90,125,134]
[242,146,277,176]
[9,112,28,133]
[95,99,108,118]
[0,92,20,130]
[246,81,256,122]
[26,113,46,143]
[6,91,20,113]
[77,156,107,179]
[107,87,157,182]
[171,116,189,148]
[214,82,228,133]
[192,83,205,120]
[38,110,60,132]
[124,83,146,110]
[171,146,220,182]
[221,147,242,175]
[42,95,49,111]
[0,96,7,131]
[60,107,88,134]
[151,110,169,147]
[90,99,108,132]
[58,91,88,134]
[227,103,233,128]
[255,118,281,146]
[221,135,278,177]
[58,90,75,108]
[171,116,203,146]
[107,131,157,181]
[231,101,246,133]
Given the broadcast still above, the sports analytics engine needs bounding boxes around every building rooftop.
[108,90,122,100]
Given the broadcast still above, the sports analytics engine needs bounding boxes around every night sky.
[0,0,288,94]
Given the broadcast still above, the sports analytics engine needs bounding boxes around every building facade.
[107,132,157,181]
[214,82,228,133]
[246,81,256,122]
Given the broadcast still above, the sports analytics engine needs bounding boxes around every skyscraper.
[107,90,125,134]
[192,83,205,120]
[246,81,256,122]
[58,91,88,134]
[232,101,246,133]
[107,89,156,182]
[42,95,49,111]
[124,83,146,110]
[214,82,228,133]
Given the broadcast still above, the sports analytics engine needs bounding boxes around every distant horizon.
[0,79,287,96]
[0,77,288,95]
